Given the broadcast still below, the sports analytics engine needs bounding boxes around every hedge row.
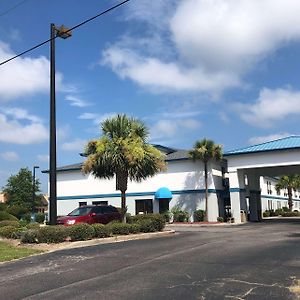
[0,214,165,244]
[263,208,300,217]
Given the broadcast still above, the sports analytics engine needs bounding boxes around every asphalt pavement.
[0,218,299,299]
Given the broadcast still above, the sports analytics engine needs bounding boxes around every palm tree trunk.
[204,161,208,222]
[288,188,293,212]
[121,191,126,211]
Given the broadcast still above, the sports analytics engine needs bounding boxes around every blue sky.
[1,0,300,192]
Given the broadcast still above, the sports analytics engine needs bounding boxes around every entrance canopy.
[225,136,300,175]
[155,187,173,199]
[224,136,300,222]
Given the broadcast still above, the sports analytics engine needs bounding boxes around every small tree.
[2,168,40,213]
[82,114,166,220]
[189,139,223,222]
[275,175,300,211]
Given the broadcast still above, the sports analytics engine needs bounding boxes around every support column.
[228,170,246,223]
[247,173,262,221]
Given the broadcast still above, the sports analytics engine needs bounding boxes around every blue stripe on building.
[57,189,225,201]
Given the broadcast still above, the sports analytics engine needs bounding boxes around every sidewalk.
[166,221,245,228]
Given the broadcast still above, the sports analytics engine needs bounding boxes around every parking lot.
[0,218,299,299]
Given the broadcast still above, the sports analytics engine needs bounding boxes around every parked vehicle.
[57,205,122,226]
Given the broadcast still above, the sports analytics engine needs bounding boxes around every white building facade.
[53,147,227,222]
[47,136,300,223]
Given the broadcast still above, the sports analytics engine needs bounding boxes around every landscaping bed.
[0,214,166,246]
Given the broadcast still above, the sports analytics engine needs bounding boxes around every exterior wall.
[227,149,300,172]
[260,176,300,212]
[55,159,225,222]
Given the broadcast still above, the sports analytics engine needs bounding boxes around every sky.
[0,0,300,192]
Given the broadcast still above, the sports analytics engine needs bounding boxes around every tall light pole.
[49,24,72,225]
[32,166,39,212]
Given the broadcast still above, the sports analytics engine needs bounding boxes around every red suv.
[57,205,122,226]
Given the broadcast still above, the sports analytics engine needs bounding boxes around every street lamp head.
[56,25,72,39]
[34,166,40,169]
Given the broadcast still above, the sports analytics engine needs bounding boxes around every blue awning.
[155,187,172,199]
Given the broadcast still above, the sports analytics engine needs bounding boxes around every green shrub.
[92,224,111,238]
[128,223,141,234]
[0,225,18,238]
[26,222,40,230]
[263,211,270,217]
[0,203,7,211]
[162,211,171,223]
[194,209,205,222]
[269,210,279,217]
[21,229,39,243]
[173,211,189,222]
[129,214,165,231]
[0,220,20,227]
[0,211,18,221]
[35,213,45,224]
[138,219,157,232]
[275,208,283,215]
[281,211,300,217]
[6,205,29,219]
[282,207,289,212]
[21,213,32,223]
[37,226,68,243]
[108,222,131,235]
[217,217,224,222]
[67,223,95,241]
[11,228,27,239]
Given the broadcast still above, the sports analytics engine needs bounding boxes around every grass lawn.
[0,241,43,262]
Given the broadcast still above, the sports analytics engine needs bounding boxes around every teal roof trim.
[224,136,300,156]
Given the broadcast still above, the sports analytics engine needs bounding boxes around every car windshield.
[68,207,92,216]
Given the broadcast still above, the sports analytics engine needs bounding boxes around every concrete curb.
[16,230,176,253]
[166,222,246,227]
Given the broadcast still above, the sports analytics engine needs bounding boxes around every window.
[277,201,281,209]
[79,201,87,207]
[92,201,108,206]
[268,200,273,210]
[102,206,118,213]
[266,181,272,195]
[276,189,280,196]
[135,199,153,215]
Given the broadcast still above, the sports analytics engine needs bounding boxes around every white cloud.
[57,125,71,142]
[0,41,65,101]
[1,107,41,122]
[248,133,292,145]
[61,138,87,152]
[0,108,47,144]
[78,112,117,125]
[102,47,240,94]
[65,95,91,107]
[237,88,300,127]
[37,154,49,162]
[102,0,300,94]
[1,151,19,161]
[150,118,201,141]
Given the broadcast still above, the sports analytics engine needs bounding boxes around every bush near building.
[0,213,166,244]
[171,206,189,222]
[0,211,18,221]
[194,209,205,222]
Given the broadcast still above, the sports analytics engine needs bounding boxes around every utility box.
[240,210,247,222]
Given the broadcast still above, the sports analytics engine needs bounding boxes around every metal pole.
[49,23,57,225]
[32,167,36,212]
[32,166,39,213]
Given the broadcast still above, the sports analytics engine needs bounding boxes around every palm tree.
[275,175,300,211]
[189,139,223,221]
[82,114,166,219]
